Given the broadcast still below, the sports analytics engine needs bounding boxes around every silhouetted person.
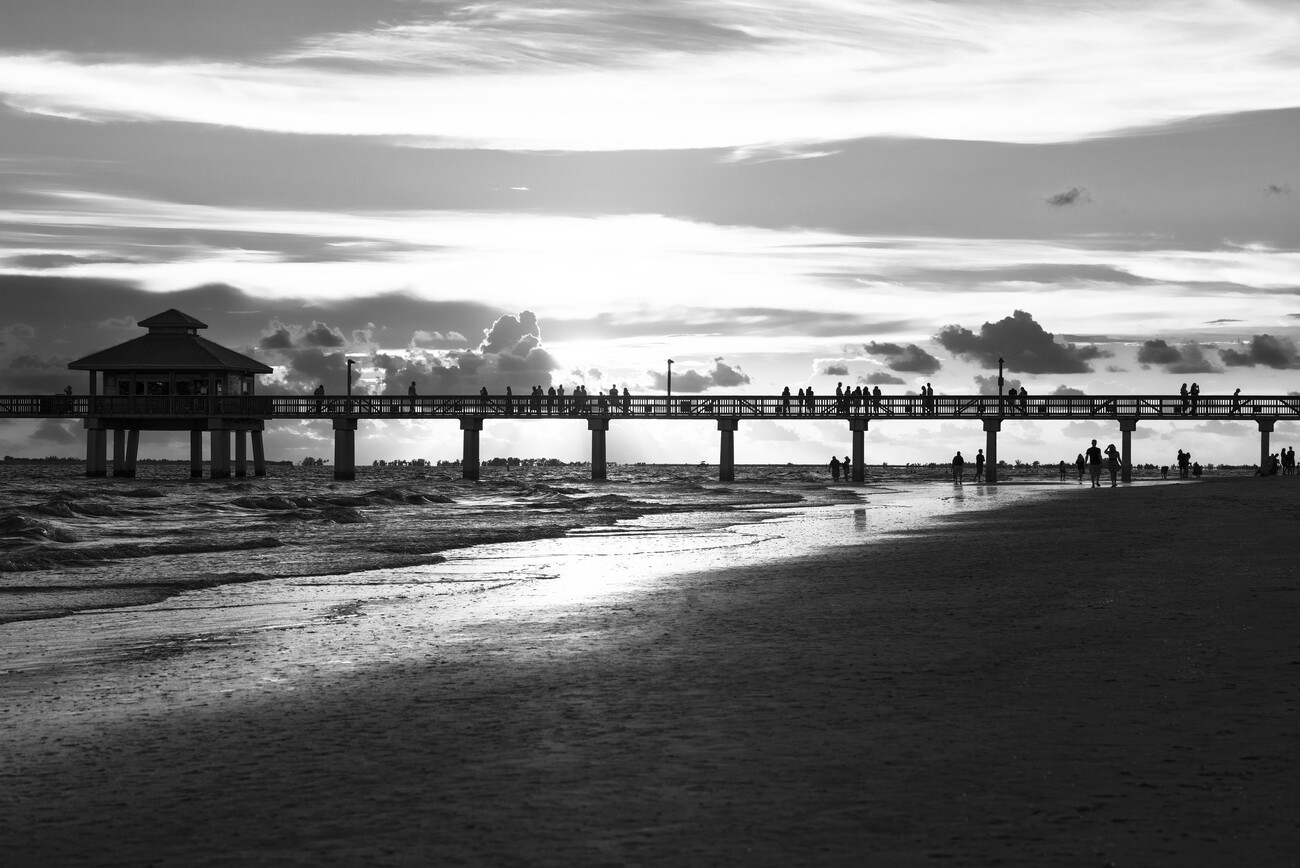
[314,383,325,413]
[1178,449,1190,479]
[622,386,631,414]
[1192,462,1202,477]
[952,451,964,485]
[1179,382,1189,414]
[796,387,805,415]
[844,456,851,482]
[1018,385,1028,415]
[1059,460,1067,481]
[408,381,418,414]
[1104,443,1121,487]
[781,386,791,416]
[829,455,841,483]
[547,385,556,414]
[804,386,815,415]
[555,384,565,414]
[1006,387,1017,416]
[974,448,985,483]
[872,385,882,413]
[1189,382,1200,415]
[1085,439,1103,487]
[1075,452,1086,483]
[1230,387,1242,414]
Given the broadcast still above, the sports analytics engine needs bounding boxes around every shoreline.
[3,477,1297,865]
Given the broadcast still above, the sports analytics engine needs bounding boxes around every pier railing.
[3,393,1298,421]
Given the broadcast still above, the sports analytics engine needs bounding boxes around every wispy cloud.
[1,1,1297,149]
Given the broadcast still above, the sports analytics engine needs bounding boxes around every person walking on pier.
[952,450,965,485]
[804,386,815,415]
[1104,443,1121,487]
[829,455,841,483]
[1085,439,1103,487]
[1179,383,1189,414]
[1230,387,1242,414]
[1075,452,1085,483]
[313,383,325,413]
[408,381,418,414]
[974,448,985,483]
[1189,382,1200,415]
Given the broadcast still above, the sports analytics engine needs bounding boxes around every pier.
[2,389,1295,482]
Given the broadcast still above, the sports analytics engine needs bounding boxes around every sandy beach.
[2,477,1297,867]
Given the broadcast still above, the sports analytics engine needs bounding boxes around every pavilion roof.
[67,310,273,373]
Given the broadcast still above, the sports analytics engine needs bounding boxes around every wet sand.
[2,478,1297,866]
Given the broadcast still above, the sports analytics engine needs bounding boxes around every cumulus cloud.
[647,358,751,393]
[1219,334,1300,369]
[1046,186,1090,207]
[823,363,849,376]
[973,374,1022,395]
[936,310,1107,374]
[1051,385,1086,396]
[1137,339,1221,374]
[377,310,561,394]
[865,341,941,375]
[32,418,79,445]
[861,372,905,386]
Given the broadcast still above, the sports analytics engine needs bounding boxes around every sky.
[2,0,1299,467]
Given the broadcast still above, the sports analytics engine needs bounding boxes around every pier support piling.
[1119,417,1138,483]
[84,423,107,477]
[209,426,231,479]
[850,418,868,483]
[588,417,609,480]
[234,430,248,478]
[460,417,482,481]
[251,430,266,477]
[718,417,739,482]
[190,430,203,478]
[332,417,357,481]
[1257,417,1277,471]
[112,428,129,477]
[982,417,1001,484]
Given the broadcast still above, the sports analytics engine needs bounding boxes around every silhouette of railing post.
[1119,417,1138,483]
[983,417,1001,484]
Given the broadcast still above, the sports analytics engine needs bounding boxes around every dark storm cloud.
[0,0,417,59]
[864,342,941,375]
[646,358,751,393]
[823,364,849,376]
[861,372,905,386]
[1136,339,1221,374]
[936,310,1108,374]
[1045,186,1090,207]
[31,418,79,445]
[5,253,141,269]
[1219,334,1300,369]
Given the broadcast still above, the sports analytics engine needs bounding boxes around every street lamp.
[997,356,1004,416]
[346,359,356,397]
[667,359,674,400]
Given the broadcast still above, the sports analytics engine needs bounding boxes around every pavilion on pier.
[67,309,273,478]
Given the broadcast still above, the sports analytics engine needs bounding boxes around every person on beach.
[952,451,964,485]
[1059,460,1067,481]
[843,456,852,482]
[1075,453,1086,483]
[829,455,841,483]
[1104,443,1121,487]
[974,448,985,483]
[1085,440,1103,487]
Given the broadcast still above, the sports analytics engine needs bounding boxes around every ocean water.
[0,462,1160,681]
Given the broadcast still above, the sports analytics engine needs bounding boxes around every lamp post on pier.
[997,356,1004,416]
[667,359,674,411]
[346,359,355,397]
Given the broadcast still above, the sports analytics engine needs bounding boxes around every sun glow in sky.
[1,0,1299,466]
